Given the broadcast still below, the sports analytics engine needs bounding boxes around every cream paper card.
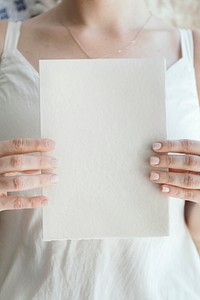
[39,58,168,241]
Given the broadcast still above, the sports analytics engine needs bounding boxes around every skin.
[0,0,200,251]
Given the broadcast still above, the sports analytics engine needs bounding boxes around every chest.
[17,26,181,74]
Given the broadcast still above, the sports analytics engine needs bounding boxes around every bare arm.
[0,20,8,61]
[184,29,200,254]
[193,29,200,106]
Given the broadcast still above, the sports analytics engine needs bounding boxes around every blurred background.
[0,0,199,29]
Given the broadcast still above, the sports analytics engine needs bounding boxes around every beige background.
[146,0,200,29]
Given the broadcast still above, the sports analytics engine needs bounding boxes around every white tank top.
[0,21,200,300]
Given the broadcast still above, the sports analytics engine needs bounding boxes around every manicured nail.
[150,172,159,180]
[162,186,170,193]
[51,174,59,183]
[47,139,56,148]
[150,156,160,165]
[153,142,162,150]
[51,158,59,168]
[41,198,48,206]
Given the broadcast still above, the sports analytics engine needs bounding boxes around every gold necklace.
[58,11,152,59]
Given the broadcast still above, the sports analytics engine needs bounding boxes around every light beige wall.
[27,0,200,29]
[146,0,200,29]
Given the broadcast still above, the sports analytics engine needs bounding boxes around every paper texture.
[39,58,168,241]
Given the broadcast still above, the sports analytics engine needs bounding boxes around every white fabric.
[0,21,200,300]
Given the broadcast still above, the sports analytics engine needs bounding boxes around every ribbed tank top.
[0,21,200,300]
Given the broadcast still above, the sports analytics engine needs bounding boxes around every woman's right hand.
[0,138,58,212]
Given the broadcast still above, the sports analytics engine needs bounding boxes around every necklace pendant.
[64,11,152,60]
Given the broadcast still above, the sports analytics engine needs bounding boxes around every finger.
[168,168,200,174]
[0,173,59,192]
[2,170,42,176]
[0,192,7,197]
[0,154,58,174]
[152,139,200,155]
[160,185,200,204]
[1,170,42,177]
[2,172,18,176]
[150,154,200,173]
[150,171,200,189]
[0,138,56,158]
[19,170,41,174]
[18,170,41,174]
[0,195,49,212]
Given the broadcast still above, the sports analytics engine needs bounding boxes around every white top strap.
[4,21,22,53]
[179,29,194,66]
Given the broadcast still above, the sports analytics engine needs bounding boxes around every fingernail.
[150,156,160,165]
[150,172,159,180]
[47,139,56,148]
[51,158,59,168]
[153,142,162,150]
[162,186,170,193]
[41,199,48,206]
[51,174,59,183]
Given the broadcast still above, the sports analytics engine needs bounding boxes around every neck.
[59,0,150,32]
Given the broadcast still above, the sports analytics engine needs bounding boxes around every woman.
[0,0,200,298]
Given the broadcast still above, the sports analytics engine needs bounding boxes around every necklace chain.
[59,12,152,59]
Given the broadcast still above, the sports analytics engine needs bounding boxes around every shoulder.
[0,10,49,59]
[0,20,9,60]
[193,29,200,50]
[192,29,200,106]
[193,29,200,68]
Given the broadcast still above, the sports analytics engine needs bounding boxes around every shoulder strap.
[3,21,22,53]
[179,29,194,66]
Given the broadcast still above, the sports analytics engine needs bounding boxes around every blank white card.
[39,58,168,241]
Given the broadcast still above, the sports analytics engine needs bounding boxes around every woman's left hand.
[149,139,200,204]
